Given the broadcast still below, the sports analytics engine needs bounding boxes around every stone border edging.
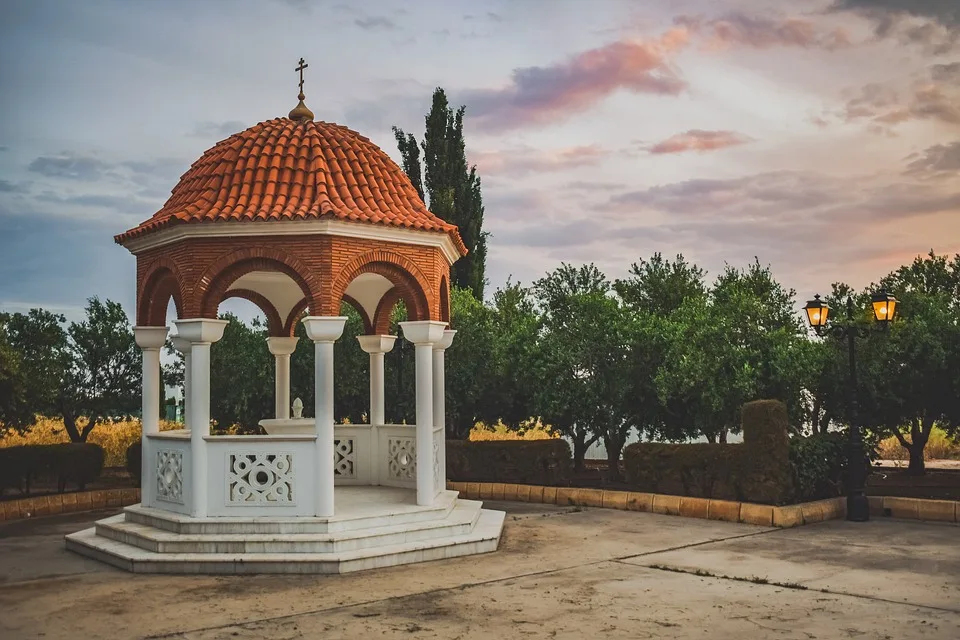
[448,482,960,527]
[0,488,141,522]
[869,495,959,523]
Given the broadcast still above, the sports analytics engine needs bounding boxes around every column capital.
[433,329,457,351]
[173,318,228,344]
[399,320,447,345]
[357,334,397,354]
[170,336,191,355]
[134,326,169,350]
[302,316,347,343]
[266,336,299,356]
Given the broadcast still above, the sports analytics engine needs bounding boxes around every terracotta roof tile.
[115,118,466,254]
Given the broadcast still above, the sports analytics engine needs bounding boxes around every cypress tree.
[393,88,486,299]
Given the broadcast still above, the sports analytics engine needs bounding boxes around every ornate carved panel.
[156,449,184,504]
[334,438,356,479]
[227,453,295,505]
[388,437,416,481]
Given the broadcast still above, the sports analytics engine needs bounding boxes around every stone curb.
[868,495,960,523]
[447,482,960,527]
[0,488,141,522]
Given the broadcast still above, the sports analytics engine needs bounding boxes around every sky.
[1,0,958,324]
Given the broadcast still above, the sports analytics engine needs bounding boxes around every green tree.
[532,264,620,470]
[393,88,487,298]
[0,314,33,431]
[3,299,140,441]
[614,252,707,315]
[68,298,142,437]
[444,288,497,437]
[656,260,807,443]
[822,251,960,475]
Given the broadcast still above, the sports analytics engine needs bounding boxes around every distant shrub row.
[623,400,796,505]
[0,443,105,496]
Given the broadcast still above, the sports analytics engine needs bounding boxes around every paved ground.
[0,503,957,640]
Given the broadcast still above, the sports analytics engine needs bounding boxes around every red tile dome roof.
[115,117,466,254]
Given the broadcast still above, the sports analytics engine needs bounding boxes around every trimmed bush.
[623,399,795,505]
[447,439,573,486]
[0,443,104,495]
[789,431,848,502]
[126,441,142,487]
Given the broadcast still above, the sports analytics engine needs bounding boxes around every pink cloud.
[472,145,610,176]
[646,130,753,155]
[462,28,690,133]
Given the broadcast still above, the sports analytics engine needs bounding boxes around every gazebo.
[66,61,504,574]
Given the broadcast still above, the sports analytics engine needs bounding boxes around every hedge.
[0,443,105,496]
[446,439,573,486]
[126,441,142,488]
[623,400,795,505]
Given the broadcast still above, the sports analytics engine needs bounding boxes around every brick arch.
[342,293,374,335]
[283,298,310,337]
[281,295,373,337]
[138,258,185,326]
[222,289,283,336]
[439,275,450,324]
[196,248,320,320]
[372,288,403,335]
[329,250,433,323]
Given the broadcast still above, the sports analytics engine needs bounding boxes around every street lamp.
[803,291,898,521]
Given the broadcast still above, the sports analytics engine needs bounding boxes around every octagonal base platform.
[65,487,505,574]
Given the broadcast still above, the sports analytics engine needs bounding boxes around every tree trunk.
[62,412,82,443]
[572,435,586,472]
[907,444,925,476]
[604,435,624,483]
[718,429,728,444]
[895,419,930,476]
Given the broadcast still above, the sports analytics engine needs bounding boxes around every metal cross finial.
[295,58,308,96]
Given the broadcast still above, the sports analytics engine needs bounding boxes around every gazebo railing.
[142,422,425,517]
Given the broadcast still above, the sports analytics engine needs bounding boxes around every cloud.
[188,120,247,138]
[461,29,691,133]
[472,145,611,176]
[904,140,960,175]
[646,129,753,155]
[355,16,397,30]
[0,180,27,193]
[830,0,959,28]
[27,153,109,180]
[834,72,960,133]
[831,0,960,53]
[676,12,852,50]
[932,62,960,84]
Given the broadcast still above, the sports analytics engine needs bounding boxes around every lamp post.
[803,290,898,522]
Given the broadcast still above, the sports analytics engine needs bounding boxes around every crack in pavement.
[628,561,960,615]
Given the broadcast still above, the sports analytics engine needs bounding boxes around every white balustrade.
[145,421,432,517]
[144,431,192,516]
[204,434,318,517]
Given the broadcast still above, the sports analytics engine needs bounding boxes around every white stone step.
[125,490,461,535]
[95,501,483,554]
[65,509,506,574]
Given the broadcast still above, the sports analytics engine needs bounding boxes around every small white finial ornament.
[292,397,304,419]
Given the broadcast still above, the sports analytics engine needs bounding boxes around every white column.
[433,330,456,497]
[135,326,169,507]
[266,337,299,419]
[302,316,347,517]
[174,319,228,518]
[170,337,192,428]
[356,335,397,426]
[399,321,447,506]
